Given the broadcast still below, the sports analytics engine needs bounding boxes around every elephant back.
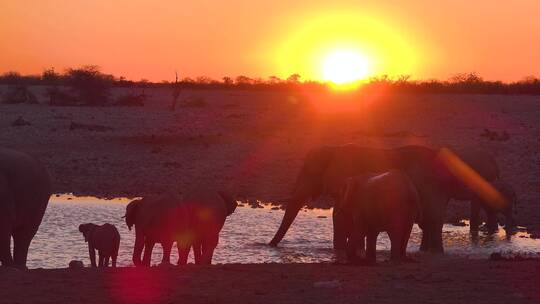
[0,148,51,221]
[182,189,231,235]
[126,193,183,233]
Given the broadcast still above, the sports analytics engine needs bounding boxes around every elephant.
[125,189,237,266]
[338,170,421,263]
[79,223,120,267]
[269,144,501,254]
[0,148,51,268]
[470,180,516,234]
[124,192,183,267]
[176,189,237,265]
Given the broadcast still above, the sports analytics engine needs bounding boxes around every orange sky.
[1,1,539,82]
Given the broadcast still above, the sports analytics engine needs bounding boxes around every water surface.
[25,195,540,268]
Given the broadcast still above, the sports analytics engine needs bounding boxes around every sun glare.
[322,50,370,85]
[272,12,418,87]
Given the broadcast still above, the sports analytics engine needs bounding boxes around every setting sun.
[272,11,419,83]
[322,50,370,85]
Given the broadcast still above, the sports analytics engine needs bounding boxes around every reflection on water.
[24,195,540,269]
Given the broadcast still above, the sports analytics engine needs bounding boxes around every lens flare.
[438,148,507,210]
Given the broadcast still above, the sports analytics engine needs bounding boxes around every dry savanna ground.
[1,257,540,304]
[1,86,540,235]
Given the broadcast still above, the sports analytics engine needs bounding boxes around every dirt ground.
[1,257,540,304]
[1,86,540,235]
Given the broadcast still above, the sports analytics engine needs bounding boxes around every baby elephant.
[79,223,120,268]
[339,170,421,264]
[470,180,517,234]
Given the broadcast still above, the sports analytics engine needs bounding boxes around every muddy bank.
[1,88,539,234]
[2,258,540,304]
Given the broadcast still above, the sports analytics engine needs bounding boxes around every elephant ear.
[125,199,142,231]
[218,191,237,216]
[294,146,334,199]
[78,223,95,242]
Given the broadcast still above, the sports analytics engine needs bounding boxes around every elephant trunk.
[269,201,303,247]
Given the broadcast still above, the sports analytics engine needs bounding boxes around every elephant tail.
[125,199,141,231]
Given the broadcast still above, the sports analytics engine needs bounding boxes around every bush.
[183,96,207,108]
[65,65,113,106]
[47,88,78,106]
[115,92,146,107]
[1,85,37,104]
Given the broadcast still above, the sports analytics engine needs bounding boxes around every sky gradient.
[1,0,539,82]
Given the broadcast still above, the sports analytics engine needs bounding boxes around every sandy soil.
[1,86,540,235]
[1,257,540,304]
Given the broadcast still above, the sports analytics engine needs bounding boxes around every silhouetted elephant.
[470,180,516,233]
[0,148,51,268]
[338,171,421,263]
[269,144,501,253]
[79,223,120,267]
[176,189,237,265]
[125,193,182,266]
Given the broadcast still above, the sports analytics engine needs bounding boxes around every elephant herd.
[270,144,517,260]
[0,144,516,269]
[76,189,238,268]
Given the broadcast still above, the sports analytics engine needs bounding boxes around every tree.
[286,73,301,84]
[235,75,254,85]
[65,65,113,105]
[222,77,233,85]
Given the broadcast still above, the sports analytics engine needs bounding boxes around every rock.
[69,260,84,269]
[480,128,510,141]
[12,116,31,127]
[313,280,341,288]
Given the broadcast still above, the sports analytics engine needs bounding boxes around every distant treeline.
[2,66,540,95]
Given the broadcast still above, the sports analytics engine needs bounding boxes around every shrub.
[65,65,113,106]
[1,85,37,104]
[115,92,146,107]
[183,96,207,108]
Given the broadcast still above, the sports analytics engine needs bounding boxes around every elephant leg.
[142,240,155,267]
[358,236,366,258]
[470,201,481,232]
[105,256,110,267]
[419,219,431,252]
[12,227,37,269]
[0,227,13,267]
[202,234,219,265]
[193,241,203,265]
[89,246,97,267]
[132,228,144,266]
[112,254,117,268]
[332,208,347,251]
[177,243,190,266]
[346,229,360,263]
[504,209,516,229]
[430,219,445,254]
[486,211,498,234]
[419,190,448,253]
[389,232,401,263]
[429,196,448,253]
[365,232,378,264]
[161,240,173,265]
[400,224,414,260]
[98,252,104,267]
